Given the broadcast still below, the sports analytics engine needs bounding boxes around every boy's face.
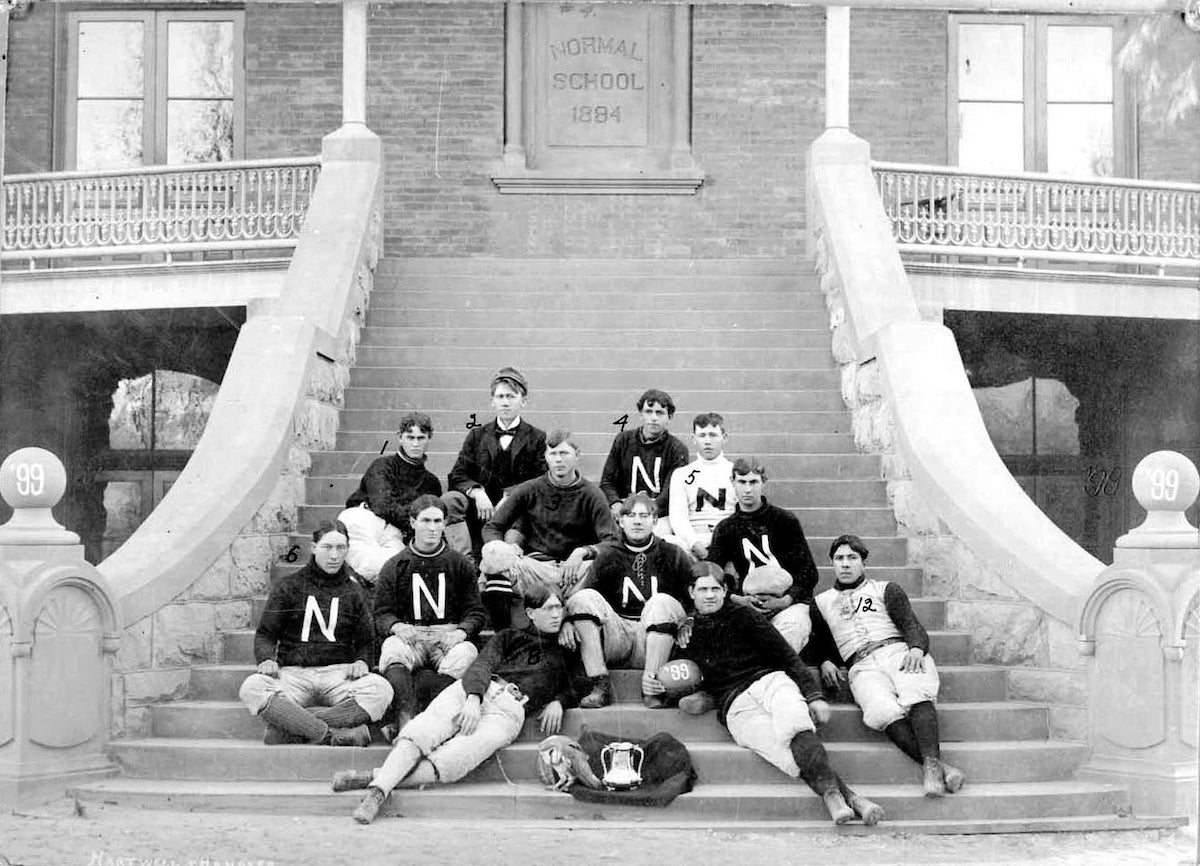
[311,530,349,574]
[398,425,430,461]
[831,544,866,584]
[546,441,580,481]
[692,424,726,460]
[689,574,728,615]
[492,383,526,424]
[619,502,656,544]
[733,472,765,511]
[410,505,446,551]
[526,594,564,634]
[639,401,671,439]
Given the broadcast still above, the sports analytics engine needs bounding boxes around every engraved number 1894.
[572,105,622,124]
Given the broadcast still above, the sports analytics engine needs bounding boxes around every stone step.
[335,430,859,455]
[306,476,890,509]
[311,450,881,481]
[348,368,842,394]
[297,504,899,538]
[378,258,805,277]
[367,308,834,329]
[368,291,827,312]
[343,387,848,413]
[192,641,981,705]
[106,738,1084,786]
[339,408,850,435]
[67,778,1140,826]
[151,696,1019,745]
[374,276,815,294]
[353,346,837,369]
[359,326,835,350]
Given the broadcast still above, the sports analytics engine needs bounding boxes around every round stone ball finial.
[1117,450,1200,549]
[0,447,79,545]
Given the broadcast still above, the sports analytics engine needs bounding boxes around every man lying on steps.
[238,521,393,746]
[332,582,581,825]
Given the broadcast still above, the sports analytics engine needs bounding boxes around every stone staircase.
[69,259,1181,832]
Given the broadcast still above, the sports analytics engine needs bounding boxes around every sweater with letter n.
[253,560,374,668]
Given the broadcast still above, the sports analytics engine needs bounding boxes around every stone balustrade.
[1078,450,1199,817]
[0,448,120,806]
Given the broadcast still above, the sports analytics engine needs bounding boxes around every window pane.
[958,24,1024,101]
[167,100,234,164]
[168,21,234,98]
[1047,26,1112,102]
[958,102,1024,173]
[78,21,144,98]
[1047,104,1113,176]
[76,100,144,169]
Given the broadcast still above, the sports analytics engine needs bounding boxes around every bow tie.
[494,424,517,439]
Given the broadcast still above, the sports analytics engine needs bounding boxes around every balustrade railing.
[2,157,322,266]
[873,162,1200,272]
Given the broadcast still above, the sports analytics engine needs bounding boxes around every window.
[949,16,1131,177]
[63,10,244,170]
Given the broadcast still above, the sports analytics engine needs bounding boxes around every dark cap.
[491,366,529,396]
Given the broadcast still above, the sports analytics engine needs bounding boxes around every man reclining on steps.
[706,456,820,654]
[373,494,487,741]
[238,521,393,746]
[333,582,581,824]
[478,429,618,628]
[339,411,443,582]
[559,492,693,710]
[675,563,885,825]
[809,534,966,797]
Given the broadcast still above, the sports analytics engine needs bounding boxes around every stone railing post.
[1078,450,1200,817]
[0,448,119,806]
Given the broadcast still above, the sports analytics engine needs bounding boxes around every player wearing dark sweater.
[810,534,965,798]
[480,430,618,627]
[238,522,393,747]
[675,564,884,826]
[373,495,488,736]
[344,412,442,549]
[599,389,689,520]
[338,583,580,824]
[562,492,693,709]
[707,457,819,653]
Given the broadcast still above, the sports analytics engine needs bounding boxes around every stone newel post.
[1078,450,1200,817]
[0,448,119,807]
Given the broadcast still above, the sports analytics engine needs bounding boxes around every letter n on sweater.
[301,596,339,642]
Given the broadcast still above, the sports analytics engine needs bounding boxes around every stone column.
[0,447,120,806]
[1078,450,1200,818]
[825,6,850,131]
[502,1,526,169]
[342,0,368,127]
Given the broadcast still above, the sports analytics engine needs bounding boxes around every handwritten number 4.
[613,414,629,432]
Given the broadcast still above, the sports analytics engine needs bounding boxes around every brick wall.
[4,7,55,173]
[851,11,948,164]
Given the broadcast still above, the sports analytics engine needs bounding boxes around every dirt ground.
[0,799,1195,866]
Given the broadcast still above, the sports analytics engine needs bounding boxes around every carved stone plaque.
[493,2,704,194]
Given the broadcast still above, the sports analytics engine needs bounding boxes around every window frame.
[947,13,1136,178]
[59,7,245,170]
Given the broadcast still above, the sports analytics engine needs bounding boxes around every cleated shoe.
[941,762,966,794]
[923,757,946,797]
[352,787,387,825]
[845,791,885,826]
[678,691,716,716]
[822,789,854,825]
[579,675,613,709]
[332,770,373,792]
[330,725,372,747]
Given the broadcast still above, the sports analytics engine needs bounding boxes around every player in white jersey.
[659,412,736,560]
[810,534,966,797]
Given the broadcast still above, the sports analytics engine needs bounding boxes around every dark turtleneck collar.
[834,574,867,591]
